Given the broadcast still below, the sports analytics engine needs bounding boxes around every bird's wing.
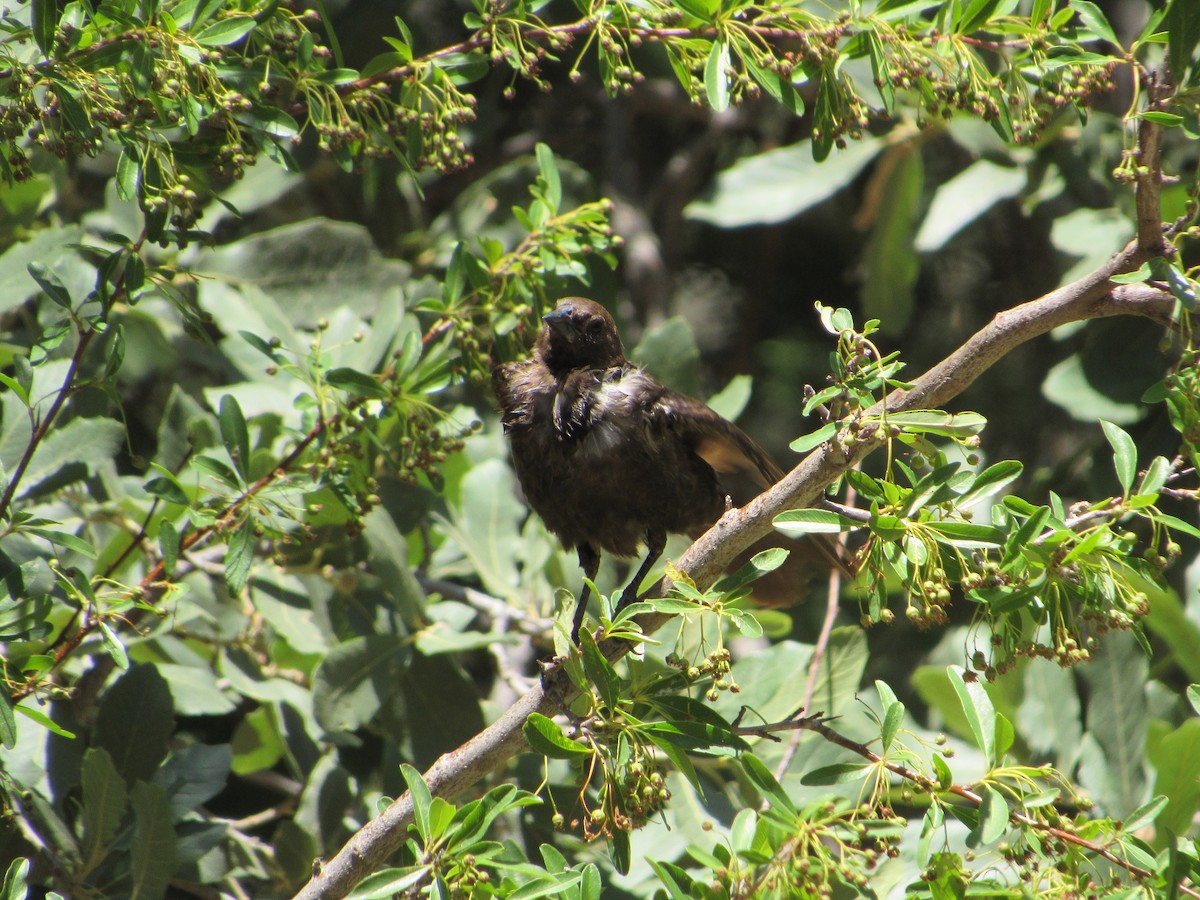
[553,369,601,443]
[493,358,551,430]
[650,386,785,488]
[545,364,785,490]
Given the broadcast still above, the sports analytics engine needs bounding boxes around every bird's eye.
[586,319,603,335]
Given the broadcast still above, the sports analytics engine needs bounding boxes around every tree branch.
[292,249,1174,899]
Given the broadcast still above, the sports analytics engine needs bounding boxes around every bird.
[492,296,842,643]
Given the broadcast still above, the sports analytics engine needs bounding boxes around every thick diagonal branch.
[293,250,1174,900]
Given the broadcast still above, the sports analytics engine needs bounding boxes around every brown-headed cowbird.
[493,296,840,642]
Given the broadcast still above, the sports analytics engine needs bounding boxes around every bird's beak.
[542,306,576,340]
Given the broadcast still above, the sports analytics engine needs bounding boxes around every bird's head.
[537,297,626,371]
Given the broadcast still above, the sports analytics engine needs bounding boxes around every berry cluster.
[665,647,740,701]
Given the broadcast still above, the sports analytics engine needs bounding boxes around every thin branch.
[1134,75,1168,254]
[774,487,857,782]
[0,326,97,521]
[772,568,840,783]
[418,576,550,635]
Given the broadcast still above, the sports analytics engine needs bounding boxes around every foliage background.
[1,0,1200,898]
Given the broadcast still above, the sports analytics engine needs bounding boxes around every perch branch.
[292,253,1175,900]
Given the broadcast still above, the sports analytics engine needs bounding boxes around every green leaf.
[326,367,389,399]
[218,394,251,480]
[741,753,796,814]
[715,547,790,596]
[27,262,72,309]
[1165,0,1200,83]
[1142,110,1184,126]
[130,782,177,900]
[1079,632,1149,816]
[153,743,232,817]
[1122,795,1169,833]
[866,30,895,112]
[685,140,880,227]
[914,160,1025,251]
[98,619,129,669]
[881,697,905,752]
[31,0,59,57]
[958,460,1023,506]
[957,0,1007,33]
[994,712,1014,760]
[579,630,620,713]
[0,692,14,749]
[947,666,995,765]
[925,521,1004,548]
[1022,789,1060,809]
[1072,0,1121,47]
[224,519,254,596]
[1148,721,1200,840]
[861,143,923,334]
[882,410,988,437]
[644,730,702,798]
[81,748,128,857]
[789,422,837,453]
[440,459,525,597]
[312,635,411,733]
[726,608,763,638]
[522,713,592,759]
[401,764,433,842]
[1138,455,1171,496]
[14,702,75,738]
[115,148,140,201]
[158,518,180,577]
[349,867,431,899]
[1,859,30,900]
[704,41,730,112]
[1100,419,1137,494]
[1018,660,1082,771]
[23,526,97,559]
[742,53,803,113]
[974,785,1010,844]
[1156,513,1200,540]
[194,15,256,46]
[918,803,944,866]
[18,417,124,497]
[672,0,719,21]
[774,508,857,535]
[535,143,561,211]
[0,373,29,406]
[932,752,953,790]
[93,665,174,784]
[192,455,241,489]
[801,762,874,785]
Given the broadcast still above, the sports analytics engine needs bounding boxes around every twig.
[0,328,97,522]
[418,577,550,635]
[773,487,856,782]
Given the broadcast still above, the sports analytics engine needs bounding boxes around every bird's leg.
[571,543,601,644]
[616,529,666,614]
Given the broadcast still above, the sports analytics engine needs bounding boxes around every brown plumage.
[493,296,838,642]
